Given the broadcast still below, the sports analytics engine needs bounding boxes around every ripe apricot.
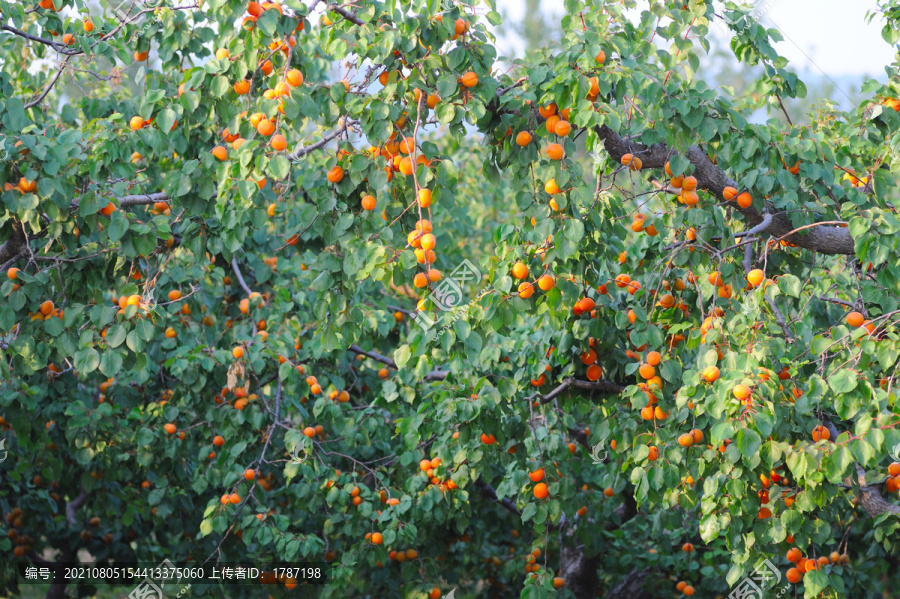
[701,366,719,383]
[481,433,496,445]
[244,469,255,481]
[736,192,752,208]
[256,119,275,136]
[732,384,751,401]
[723,186,738,200]
[327,166,344,183]
[529,468,544,482]
[460,71,478,88]
[546,143,564,160]
[638,364,655,379]
[213,435,225,446]
[846,311,864,327]
[677,433,694,447]
[232,346,245,359]
[516,131,532,146]
[786,568,802,583]
[285,69,304,87]
[361,195,376,211]
[512,262,529,279]
[537,274,555,290]
[164,423,177,434]
[544,179,560,195]
[811,425,830,442]
[518,282,534,299]
[270,134,287,151]
[533,482,549,499]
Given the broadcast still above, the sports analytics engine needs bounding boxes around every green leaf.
[828,369,858,394]
[99,351,123,377]
[778,274,801,297]
[73,347,100,374]
[108,210,129,241]
[736,428,762,460]
[157,108,176,136]
[268,155,291,179]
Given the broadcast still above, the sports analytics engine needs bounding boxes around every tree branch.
[25,55,71,109]
[65,488,90,526]
[525,377,626,405]
[736,212,773,238]
[231,256,254,296]
[593,124,856,255]
[474,479,521,518]
[287,118,358,162]
[0,24,65,51]
[329,4,364,25]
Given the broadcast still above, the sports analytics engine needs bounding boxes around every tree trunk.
[559,489,639,599]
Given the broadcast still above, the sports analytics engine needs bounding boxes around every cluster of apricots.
[5,176,37,195]
[511,260,555,300]
[785,547,849,583]
[674,581,696,596]
[676,429,704,448]
[845,310,877,334]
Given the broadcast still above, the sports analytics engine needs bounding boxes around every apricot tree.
[3,0,900,598]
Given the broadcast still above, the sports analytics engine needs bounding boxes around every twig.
[231,257,254,296]
[735,212,773,238]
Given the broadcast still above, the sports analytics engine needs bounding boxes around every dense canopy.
[3,0,900,598]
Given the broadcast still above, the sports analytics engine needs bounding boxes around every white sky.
[495,0,896,78]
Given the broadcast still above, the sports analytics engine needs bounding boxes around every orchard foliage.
[4,0,900,597]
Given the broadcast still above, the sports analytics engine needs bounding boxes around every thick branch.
[737,212,773,238]
[594,124,856,255]
[0,220,27,266]
[526,377,625,405]
[65,488,90,526]
[119,192,169,207]
[287,118,357,162]
[848,464,900,517]
[474,479,521,518]
[0,24,65,51]
[329,4,364,25]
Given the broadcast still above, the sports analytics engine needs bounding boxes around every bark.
[560,488,639,599]
[0,219,27,266]
[607,567,656,599]
[594,124,856,255]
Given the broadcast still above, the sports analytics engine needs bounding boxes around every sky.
[494,0,897,80]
